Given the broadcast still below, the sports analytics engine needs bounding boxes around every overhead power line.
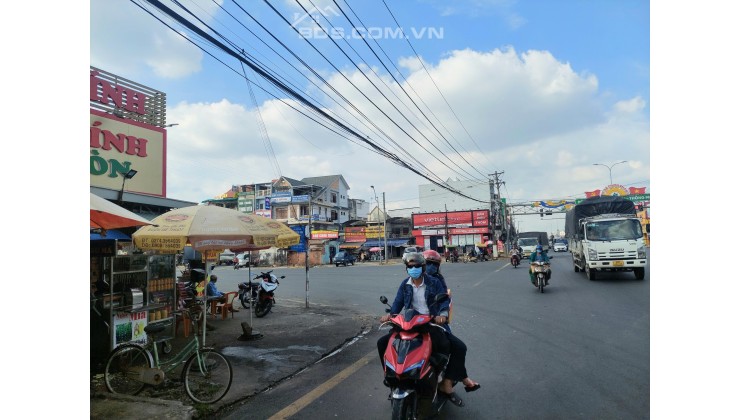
[136,0,488,203]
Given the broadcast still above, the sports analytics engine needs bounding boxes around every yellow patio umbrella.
[132,205,300,343]
[132,205,300,252]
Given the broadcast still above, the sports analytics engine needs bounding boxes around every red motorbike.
[379,294,450,419]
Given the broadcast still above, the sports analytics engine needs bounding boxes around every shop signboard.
[365,225,384,238]
[271,196,291,204]
[311,230,339,239]
[344,226,366,242]
[113,310,147,348]
[412,210,490,229]
[289,225,307,252]
[450,227,488,234]
[238,193,255,213]
[255,209,271,218]
[292,195,309,202]
[90,68,167,197]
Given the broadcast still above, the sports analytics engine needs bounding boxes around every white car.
[553,239,568,252]
[235,253,250,268]
[218,250,235,265]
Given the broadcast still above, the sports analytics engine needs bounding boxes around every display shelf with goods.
[108,254,150,349]
[147,254,176,325]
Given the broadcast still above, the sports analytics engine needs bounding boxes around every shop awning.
[362,239,410,248]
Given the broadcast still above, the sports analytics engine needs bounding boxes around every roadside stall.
[90,193,155,370]
[132,205,300,345]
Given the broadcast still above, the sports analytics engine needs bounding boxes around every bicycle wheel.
[104,344,153,395]
[183,349,233,404]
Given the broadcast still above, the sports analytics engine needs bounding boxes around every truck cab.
[570,214,647,280]
[517,237,540,258]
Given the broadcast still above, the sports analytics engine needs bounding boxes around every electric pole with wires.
[489,172,506,258]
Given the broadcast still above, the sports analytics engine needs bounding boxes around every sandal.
[438,390,464,407]
[464,383,481,393]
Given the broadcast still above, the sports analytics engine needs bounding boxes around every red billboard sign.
[412,210,490,229]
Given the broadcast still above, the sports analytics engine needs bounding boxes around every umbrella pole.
[238,251,262,341]
[203,258,211,345]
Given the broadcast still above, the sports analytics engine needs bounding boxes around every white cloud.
[90,0,218,79]
[156,46,648,210]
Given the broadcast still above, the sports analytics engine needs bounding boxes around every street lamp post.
[593,161,627,185]
[117,169,137,205]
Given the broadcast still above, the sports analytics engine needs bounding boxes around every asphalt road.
[212,252,650,419]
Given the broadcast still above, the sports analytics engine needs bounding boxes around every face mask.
[426,265,438,275]
[407,266,423,278]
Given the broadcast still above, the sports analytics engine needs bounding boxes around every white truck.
[565,196,647,280]
[516,231,549,258]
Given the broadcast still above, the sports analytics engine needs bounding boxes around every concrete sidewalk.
[91,298,374,419]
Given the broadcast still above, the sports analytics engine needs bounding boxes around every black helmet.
[404,252,426,266]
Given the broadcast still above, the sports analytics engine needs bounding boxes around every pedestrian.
[206,275,227,304]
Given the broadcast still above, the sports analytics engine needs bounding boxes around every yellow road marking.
[268,350,377,419]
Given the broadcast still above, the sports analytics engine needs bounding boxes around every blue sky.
[89,0,650,235]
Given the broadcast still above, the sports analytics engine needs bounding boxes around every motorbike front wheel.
[538,275,545,293]
[391,397,413,420]
[240,295,250,309]
[254,300,272,318]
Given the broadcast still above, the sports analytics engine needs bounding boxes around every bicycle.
[103,305,233,404]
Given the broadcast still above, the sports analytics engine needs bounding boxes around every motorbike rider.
[378,252,476,408]
[511,244,522,260]
[422,250,481,402]
[529,245,551,285]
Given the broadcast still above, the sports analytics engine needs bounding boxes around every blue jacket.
[206,280,223,298]
[530,251,550,263]
[388,273,450,329]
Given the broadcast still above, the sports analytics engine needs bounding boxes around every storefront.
[411,210,491,253]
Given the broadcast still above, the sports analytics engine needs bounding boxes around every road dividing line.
[472,262,510,287]
[268,350,377,419]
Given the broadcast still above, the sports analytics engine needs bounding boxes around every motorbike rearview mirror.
[280,276,285,279]
[379,296,388,305]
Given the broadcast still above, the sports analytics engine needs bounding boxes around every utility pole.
[489,171,505,258]
[305,193,312,308]
[444,204,449,248]
[383,192,388,264]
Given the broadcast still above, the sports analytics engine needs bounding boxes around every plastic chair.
[175,309,191,337]
[175,282,195,337]
[216,291,238,320]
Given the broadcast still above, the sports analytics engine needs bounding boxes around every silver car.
[553,239,568,252]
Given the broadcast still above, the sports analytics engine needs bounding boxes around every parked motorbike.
[238,270,285,317]
[379,294,451,419]
[530,261,550,293]
[510,251,521,268]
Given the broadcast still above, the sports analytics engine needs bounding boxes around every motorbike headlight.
[637,245,646,259]
[588,248,598,260]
